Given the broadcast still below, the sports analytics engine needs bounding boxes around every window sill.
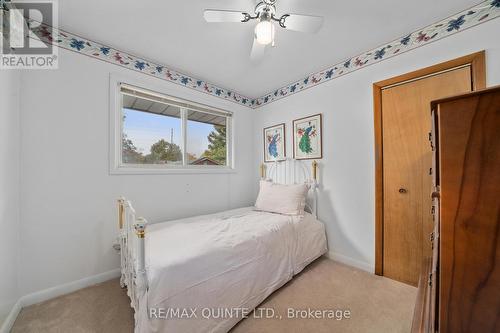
[110,165,237,175]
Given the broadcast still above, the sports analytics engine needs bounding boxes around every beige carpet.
[12,258,416,333]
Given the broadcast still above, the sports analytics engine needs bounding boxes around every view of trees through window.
[187,110,227,166]
[122,108,227,166]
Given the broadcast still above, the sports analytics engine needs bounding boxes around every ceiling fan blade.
[281,14,323,33]
[250,38,266,62]
[203,9,246,23]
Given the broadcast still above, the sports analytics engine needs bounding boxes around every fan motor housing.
[255,1,277,17]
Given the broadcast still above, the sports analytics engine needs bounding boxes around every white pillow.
[255,180,309,215]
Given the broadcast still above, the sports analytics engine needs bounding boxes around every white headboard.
[260,158,319,218]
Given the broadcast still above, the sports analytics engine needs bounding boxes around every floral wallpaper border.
[253,0,500,107]
[25,23,255,108]
[5,0,500,109]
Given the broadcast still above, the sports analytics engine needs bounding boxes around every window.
[187,110,228,166]
[111,81,233,173]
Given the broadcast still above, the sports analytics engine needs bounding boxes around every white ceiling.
[59,0,480,98]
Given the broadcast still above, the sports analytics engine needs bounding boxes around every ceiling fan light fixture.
[204,2,324,61]
[254,20,274,45]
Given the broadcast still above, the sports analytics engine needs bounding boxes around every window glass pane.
[122,99,182,165]
[187,110,227,166]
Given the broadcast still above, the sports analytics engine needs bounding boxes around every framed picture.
[293,113,322,160]
[263,123,286,162]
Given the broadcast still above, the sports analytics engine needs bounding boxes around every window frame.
[109,75,235,175]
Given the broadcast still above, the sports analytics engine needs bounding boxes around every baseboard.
[20,268,121,307]
[0,268,120,333]
[326,251,374,273]
[0,299,22,333]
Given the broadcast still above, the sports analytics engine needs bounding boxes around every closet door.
[381,67,472,286]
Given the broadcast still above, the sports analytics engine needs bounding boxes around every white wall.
[17,48,256,296]
[9,16,500,302]
[254,19,500,272]
[0,71,21,323]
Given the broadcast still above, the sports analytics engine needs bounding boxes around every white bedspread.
[136,207,327,333]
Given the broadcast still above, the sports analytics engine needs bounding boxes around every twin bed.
[117,159,327,332]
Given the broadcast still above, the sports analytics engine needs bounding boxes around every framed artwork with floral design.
[293,114,322,160]
[263,123,286,162]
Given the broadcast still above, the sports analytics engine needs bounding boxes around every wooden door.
[381,67,472,285]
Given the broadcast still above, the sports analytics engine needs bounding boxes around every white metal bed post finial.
[118,197,125,229]
[312,160,318,218]
[274,159,279,182]
[117,197,126,287]
[134,217,148,296]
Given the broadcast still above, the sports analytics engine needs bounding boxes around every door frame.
[373,51,486,275]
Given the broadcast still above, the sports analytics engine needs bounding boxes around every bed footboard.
[117,197,148,315]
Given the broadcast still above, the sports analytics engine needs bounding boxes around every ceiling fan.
[203,0,323,61]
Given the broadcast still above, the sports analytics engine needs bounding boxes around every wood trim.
[411,257,432,333]
[380,64,471,90]
[471,51,486,90]
[431,84,500,108]
[373,51,486,276]
[374,51,486,88]
[373,88,383,275]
